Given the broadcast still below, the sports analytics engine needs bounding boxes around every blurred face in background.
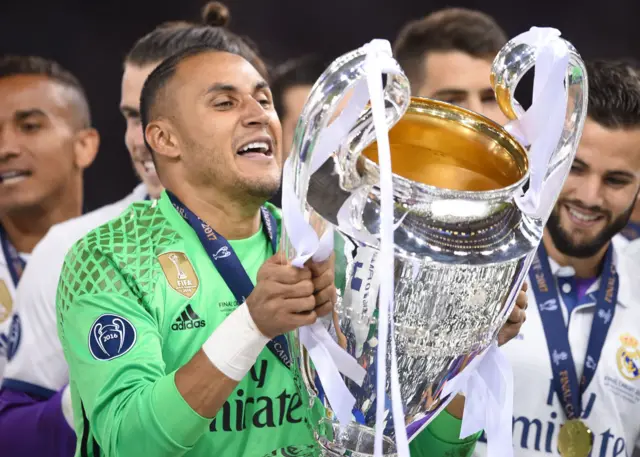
[280,84,312,155]
[277,50,509,158]
[415,51,508,125]
[547,118,640,258]
[0,75,97,212]
[120,62,163,198]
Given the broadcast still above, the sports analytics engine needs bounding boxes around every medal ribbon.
[167,192,292,370]
[0,226,26,287]
[529,244,618,419]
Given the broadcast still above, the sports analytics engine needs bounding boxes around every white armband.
[201,302,269,381]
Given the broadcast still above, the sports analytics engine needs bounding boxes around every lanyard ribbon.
[528,244,618,419]
[167,192,292,369]
[0,226,26,287]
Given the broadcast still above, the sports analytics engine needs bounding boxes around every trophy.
[275,29,588,457]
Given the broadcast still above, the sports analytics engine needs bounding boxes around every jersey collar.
[546,235,631,308]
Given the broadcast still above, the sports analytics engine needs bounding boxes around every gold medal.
[558,419,594,457]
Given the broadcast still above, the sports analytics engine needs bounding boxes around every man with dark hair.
[474,60,640,457]
[53,34,526,455]
[393,8,508,123]
[0,55,99,377]
[0,3,266,457]
[56,42,330,457]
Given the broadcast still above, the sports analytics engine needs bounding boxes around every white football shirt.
[0,184,148,394]
[474,235,640,457]
[0,246,28,378]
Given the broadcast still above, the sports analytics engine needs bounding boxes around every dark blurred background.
[1,0,638,211]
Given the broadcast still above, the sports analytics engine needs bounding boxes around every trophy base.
[262,422,398,457]
[318,421,397,457]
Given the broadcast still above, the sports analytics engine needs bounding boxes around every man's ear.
[145,119,181,160]
[72,127,100,169]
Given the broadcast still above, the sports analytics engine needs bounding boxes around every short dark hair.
[393,8,508,87]
[586,60,640,129]
[125,1,265,76]
[0,55,91,127]
[270,55,330,119]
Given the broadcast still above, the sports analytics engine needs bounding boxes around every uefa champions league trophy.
[271,28,588,457]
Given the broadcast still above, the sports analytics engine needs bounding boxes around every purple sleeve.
[0,387,76,456]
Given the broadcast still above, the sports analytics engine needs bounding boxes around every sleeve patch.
[89,314,136,361]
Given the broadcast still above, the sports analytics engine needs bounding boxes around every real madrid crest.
[616,333,640,381]
[0,280,13,324]
[157,251,199,298]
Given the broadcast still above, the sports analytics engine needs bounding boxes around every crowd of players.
[0,2,639,457]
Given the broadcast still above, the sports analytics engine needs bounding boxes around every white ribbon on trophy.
[282,39,411,455]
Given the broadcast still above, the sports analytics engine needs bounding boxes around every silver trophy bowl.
[279,33,588,457]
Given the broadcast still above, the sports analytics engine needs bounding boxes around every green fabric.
[57,192,313,457]
[410,409,482,457]
[57,190,482,457]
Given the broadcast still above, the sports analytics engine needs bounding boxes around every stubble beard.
[546,201,635,258]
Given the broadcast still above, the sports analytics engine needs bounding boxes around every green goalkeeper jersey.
[57,191,480,457]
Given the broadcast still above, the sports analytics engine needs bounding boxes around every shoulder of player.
[64,202,162,264]
[612,236,640,310]
[40,190,150,251]
[34,208,123,261]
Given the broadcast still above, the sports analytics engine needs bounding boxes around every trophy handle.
[490,29,588,220]
[284,40,411,216]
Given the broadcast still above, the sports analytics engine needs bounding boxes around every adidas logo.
[171,304,206,331]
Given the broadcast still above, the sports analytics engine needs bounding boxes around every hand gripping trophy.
[271,26,588,457]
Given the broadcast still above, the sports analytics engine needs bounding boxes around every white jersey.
[0,244,28,378]
[0,184,148,395]
[627,238,640,259]
[474,235,640,457]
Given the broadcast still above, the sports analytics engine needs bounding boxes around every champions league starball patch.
[89,314,136,361]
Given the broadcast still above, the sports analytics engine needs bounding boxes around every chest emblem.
[616,333,640,381]
[158,251,199,298]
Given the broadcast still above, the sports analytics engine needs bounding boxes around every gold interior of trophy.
[361,97,528,192]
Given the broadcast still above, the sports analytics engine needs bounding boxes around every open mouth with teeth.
[564,204,605,227]
[0,171,30,185]
[236,141,273,159]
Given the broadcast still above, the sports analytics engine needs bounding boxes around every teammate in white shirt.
[0,4,272,456]
[474,60,640,457]
[0,56,98,376]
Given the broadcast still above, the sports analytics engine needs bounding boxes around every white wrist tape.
[202,302,269,381]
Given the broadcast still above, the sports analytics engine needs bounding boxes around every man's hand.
[308,254,337,319]
[247,254,319,339]
[497,281,528,346]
